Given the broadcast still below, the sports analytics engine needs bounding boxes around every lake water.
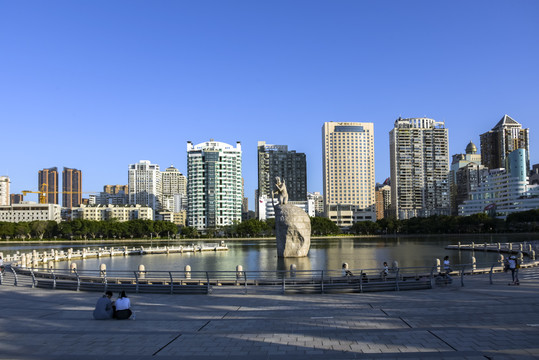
[1,233,536,272]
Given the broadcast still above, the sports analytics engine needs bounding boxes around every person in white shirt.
[115,291,133,320]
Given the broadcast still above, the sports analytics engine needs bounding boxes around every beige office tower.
[389,117,450,220]
[322,122,376,228]
[0,176,9,205]
[161,165,187,211]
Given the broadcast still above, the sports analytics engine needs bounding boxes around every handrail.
[10,265,18,286]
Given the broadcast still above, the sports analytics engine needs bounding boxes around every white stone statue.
[273,176,289,205]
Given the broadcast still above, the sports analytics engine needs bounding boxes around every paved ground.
[1,268,539,360]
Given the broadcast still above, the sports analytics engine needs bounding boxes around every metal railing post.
[282,273,286,294]
[75,270,80,292]
[206,272,211,294]
[134,271,139,293]
[320,270,324,294]
[10,266,18,286]
[395,268,400,291]
[169,271,174,294]
[429,267,435,288]
[244,271,247,294]
[460,266,465,287]
[359,271,363,293]
[30,268,36,288]
[51,270,56,290]
[489,264,495,285]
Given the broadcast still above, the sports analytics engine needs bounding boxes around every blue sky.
[1,1,538,209]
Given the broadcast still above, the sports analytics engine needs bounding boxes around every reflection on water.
[0,234,536,272]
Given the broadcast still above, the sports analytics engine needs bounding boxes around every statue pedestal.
[275,204,311,258]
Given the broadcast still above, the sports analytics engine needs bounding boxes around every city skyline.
[1,1,538,209]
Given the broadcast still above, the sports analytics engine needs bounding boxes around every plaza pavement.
[1,268,538,360]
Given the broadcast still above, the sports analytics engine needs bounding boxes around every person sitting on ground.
[93,291,114,320]
[443,256,452,281]
[342,263,353,277]
[115,290,133,320]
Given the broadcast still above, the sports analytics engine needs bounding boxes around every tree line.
[0,210,537,240]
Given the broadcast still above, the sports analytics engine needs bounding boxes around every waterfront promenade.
[1,268,538,359]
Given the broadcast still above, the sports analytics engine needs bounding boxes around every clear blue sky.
[1,1,538,209]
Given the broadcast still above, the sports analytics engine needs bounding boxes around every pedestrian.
[115,290,133,320]
[342,263,353,276]
[93,291,114,320]
[381,262,389,280]
[507,255,520,285]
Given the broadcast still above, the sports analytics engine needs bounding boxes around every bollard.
[499,254,504,264]
[82,249,87,259]
[184,265,191,279]
[48,261,54,270]
[124,246,128,256]
[497,243,501,251]
[435,258,441,274]
[138,264,146,279]
[518,251,524,263]
[100,263,106,277]
[509,243,513,251]
[528,244,533,253]
[67,248,72,260]
[531,250,536,261]
[54,250,59,261]
[21,254,27,268]
[290,264,297,278]
[471,256,476,271]
[236,265,244,280]
[519,243,523,252]
[70,263,77,273]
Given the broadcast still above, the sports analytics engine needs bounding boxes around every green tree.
[310,217,341,236]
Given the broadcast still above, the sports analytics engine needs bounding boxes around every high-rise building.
[128,160,161,211]
[38,167,59,204]
[322,122,376,228]
[103,185,128,194]
[161,165,187,211]
[375,182,391,220]
[257,141,307,203]
[187,140,243,231]
[0,176,9,205]
[459,149,539,217]
[10,194,23,204]
[62,167,82,208]
[389,117,450,220]
[480,114,530,172]
[449,141,482,214]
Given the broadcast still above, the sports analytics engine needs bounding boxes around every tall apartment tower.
[128,160,161,211]
[389,117,450,220]
[62,167,82,208]
[0,176,9,205]
[38,167,59,204]
[322,122,376,228]
[449,141,482,215]
[480,114,530,172]
[161,165,187,211]
[187,140,243,231]
[257,141,307,214]
[375,182,391,220]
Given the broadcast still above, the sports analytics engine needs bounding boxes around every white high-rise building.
[161,165,187,212]
[0,176,9,206]
[322,122,376,228]
[187,140,243,231]
[128,160,161,211]
[390,117,450,219]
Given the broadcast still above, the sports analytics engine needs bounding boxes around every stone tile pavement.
[1,268,538,359]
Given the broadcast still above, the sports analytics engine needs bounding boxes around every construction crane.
[22,184,97,204]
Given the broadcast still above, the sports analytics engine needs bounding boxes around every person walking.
[508,255,520,285]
